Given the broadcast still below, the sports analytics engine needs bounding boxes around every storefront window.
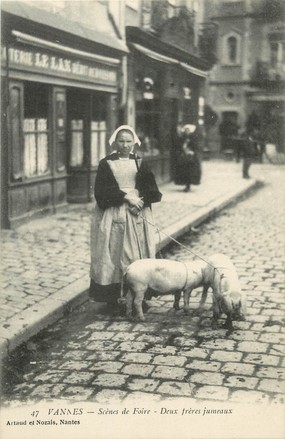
[91,121,106,166]
[23,83,49,177]
[70,119,84,167]
[68,91,107,168]
[90,94,107,167]
[68,90,85,168]
[136,99,160,156]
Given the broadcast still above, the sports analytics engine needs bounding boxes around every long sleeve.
[135,160,162,206]
[94,158,126,209]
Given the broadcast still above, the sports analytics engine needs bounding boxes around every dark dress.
[174,130,202,186]
[241,134,256,178]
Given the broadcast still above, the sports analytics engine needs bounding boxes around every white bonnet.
[108,125,141,146]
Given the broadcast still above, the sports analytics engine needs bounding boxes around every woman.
[175,124,202,192]
[89,125,162,306]
[241,128,257,179]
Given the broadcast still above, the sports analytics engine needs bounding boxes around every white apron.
[90,159,156,285]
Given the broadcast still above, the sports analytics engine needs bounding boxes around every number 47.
[31,411,39,417]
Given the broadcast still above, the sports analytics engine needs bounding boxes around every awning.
[180,62,209,78]
[126,26,211,72]
[12,30,120,66]
[132,43,178,65]
[131,43,209,78]
[1,1,128,54]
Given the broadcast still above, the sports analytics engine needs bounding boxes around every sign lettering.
[1,46,117,84]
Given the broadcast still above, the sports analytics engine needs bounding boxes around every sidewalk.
[0,160,260,359]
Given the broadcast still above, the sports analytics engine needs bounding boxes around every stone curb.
[1,179,259,361]
[156,179,260,251]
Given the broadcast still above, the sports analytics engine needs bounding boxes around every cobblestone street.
[2,165,284,410]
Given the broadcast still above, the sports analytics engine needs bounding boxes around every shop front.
[247,92,285,154]
[126,27,209,183]
[1,4,127,228]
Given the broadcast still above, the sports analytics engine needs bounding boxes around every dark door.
[66,89,89,202]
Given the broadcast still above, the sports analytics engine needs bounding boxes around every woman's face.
[116,130,134,158]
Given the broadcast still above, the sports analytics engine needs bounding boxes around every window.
[135,65,161,156]
[136,99,160,156]
[91,121,107,166]
[270,42,278,67]
[270,41,285,68]
[228,36,237,63]
[70,119,84,167]
[68,91,107,168]
[222,32,241,65]
[23,83,49,177]
[69,91,85,167]
[90,94,107,167]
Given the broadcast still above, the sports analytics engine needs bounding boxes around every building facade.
[204,0,285,154]
[1,0,212,228]
[1,1,127,228]
[122,0,212,182]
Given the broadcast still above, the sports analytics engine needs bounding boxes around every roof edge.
[1,1,128,55]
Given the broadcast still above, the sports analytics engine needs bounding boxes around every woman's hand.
[128,206,142,216]
[124,192,144,210]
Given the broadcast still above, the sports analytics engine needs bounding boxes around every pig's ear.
[221,292,236,313]
[220,292,230,308]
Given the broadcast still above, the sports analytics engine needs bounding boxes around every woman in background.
[89,125,162,309]
[175,124,202,192]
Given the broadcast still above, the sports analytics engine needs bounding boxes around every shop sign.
[1,46,117,85]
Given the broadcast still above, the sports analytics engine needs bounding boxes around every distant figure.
[234,133,243,163]
[219,118,239,152]
[246,112,265,162]
[252,129,265,163]
[174,124,202,192]
[246,111,261,134]
[241,129,257,179]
